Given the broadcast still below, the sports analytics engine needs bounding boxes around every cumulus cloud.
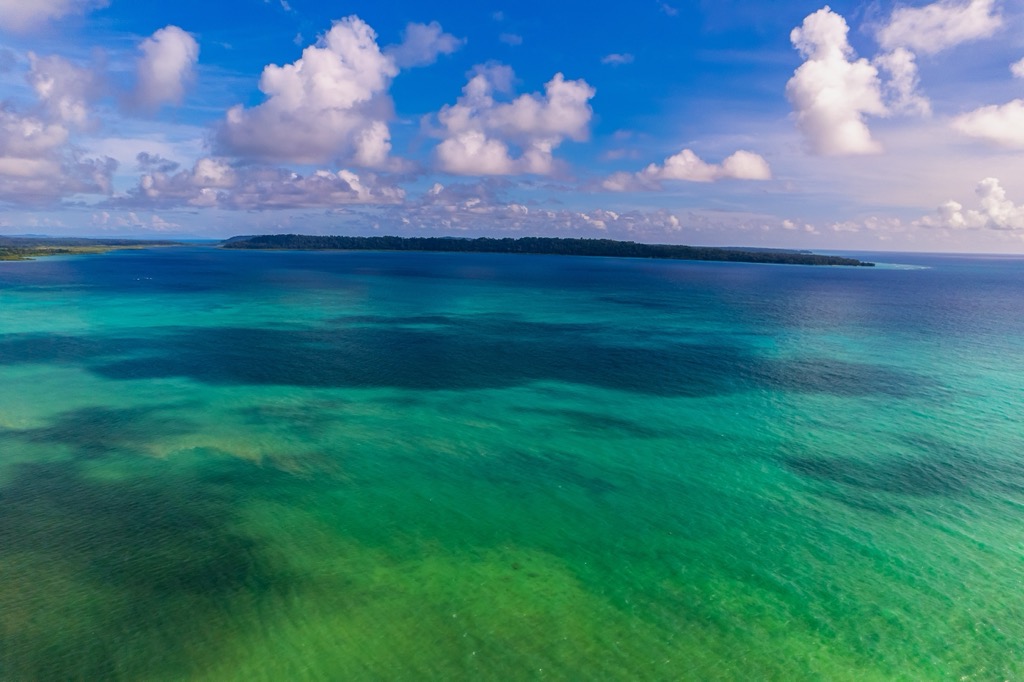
[877,0,1003,55]
[786,7,887,156]
[0,108,115,203]
[918,177,1024,230]
[601,53,635,66]
[602,148,771,191]
[133,26,200,110]
[115,157,404,209]
[1012,58,1024,79]
[952,99,1024,148]
[0,110,68,174]
[386,21,464,68]
[874,48,931,116]
[136,152,181,174]
[27,53,99,126]
[434,65,595,175]
[218,16,398,167]
[0,0,108,33]
[0,50,114,203]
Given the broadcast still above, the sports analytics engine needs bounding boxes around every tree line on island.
[222,234,875,267]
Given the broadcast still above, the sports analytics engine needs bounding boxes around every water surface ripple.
[1,247,1022,680]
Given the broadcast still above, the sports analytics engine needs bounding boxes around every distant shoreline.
[222,234,876,267]
[0,237,181,261]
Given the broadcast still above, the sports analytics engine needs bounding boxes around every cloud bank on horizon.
[0,0,1023,252]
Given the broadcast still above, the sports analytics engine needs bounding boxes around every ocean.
[1,246,1022,679]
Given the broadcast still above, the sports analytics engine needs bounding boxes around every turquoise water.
[1,247,1022,679]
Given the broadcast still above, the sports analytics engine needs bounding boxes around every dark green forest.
[222,234,874,267]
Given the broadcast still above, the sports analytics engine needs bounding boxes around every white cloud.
[782,219,821,234]
[0,111,67,165]
[601,174,643,192]
[1011,58,1024,79]
[952,99,1024,148]
[602,148,771,191]
[227,167,404,209]
[352,120,393,167]
[0,109,115,203]
[392,181,687,236]
[115,157,404,209]
[659,2,679,17]
[499,33,523,46]
[434,66,595,175]
[386,21,464,69]
[218,16,398,166]
[918,177,1024,230]
[0,0,108,33]
[133,26,200,110]
[822,216,904,235]
[877,0,1003,55]
[786,7,887,156]
[601,53,635,66]
[874,48,931,116]
[92,210,180,231]
[718,150,773,181]
[27,53,99,127]
[390,183,819,242]
[0,54,114,203]
[435,131,521,175]
[149,214,179,230]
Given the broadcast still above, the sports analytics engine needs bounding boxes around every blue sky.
[1,0,1023,251]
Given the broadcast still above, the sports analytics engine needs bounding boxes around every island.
[222,234,875,267]
[0,237,181,261]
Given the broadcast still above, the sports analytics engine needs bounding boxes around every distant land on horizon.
[0,236,182,261]
[222,234,876,267]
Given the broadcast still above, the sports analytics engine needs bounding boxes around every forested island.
[223,234,875,267]
[0,237,180,261]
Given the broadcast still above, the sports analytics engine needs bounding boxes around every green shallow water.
[0,247,1022,680]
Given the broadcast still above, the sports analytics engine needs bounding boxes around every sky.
[0,0,1022,251]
